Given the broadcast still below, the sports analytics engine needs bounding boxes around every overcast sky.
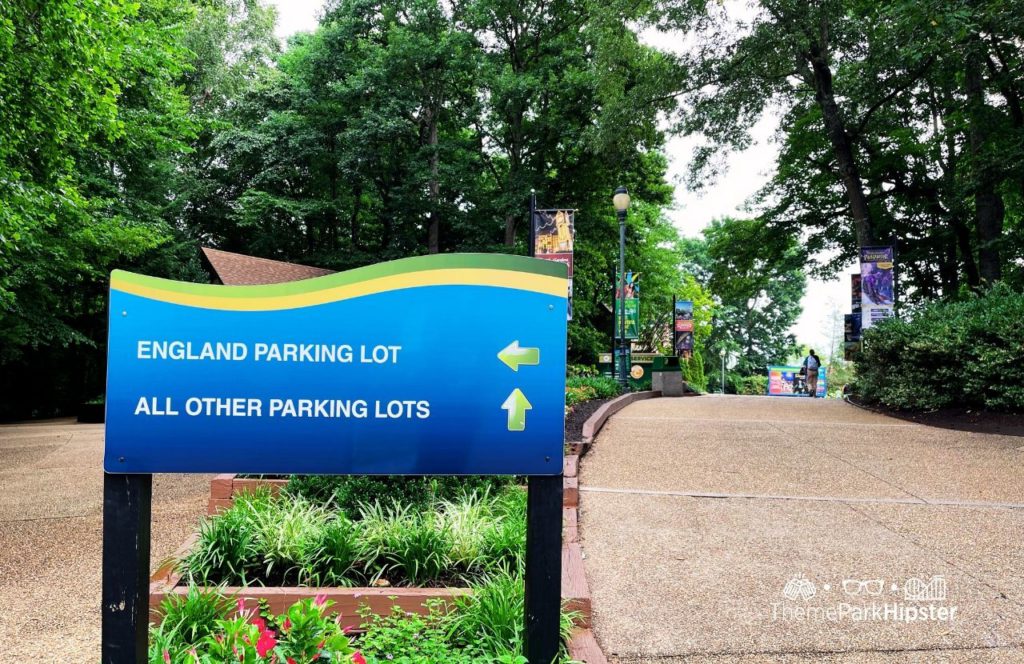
[266,0,853,356]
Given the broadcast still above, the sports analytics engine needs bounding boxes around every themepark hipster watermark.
[771,574,958,623]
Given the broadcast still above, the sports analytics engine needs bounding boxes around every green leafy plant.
[180,485,528,588]
[284,475,516,513]
[853,285,1024,412]
[151,594,358,663]
[152,585,233,650]
[566,376,621,400]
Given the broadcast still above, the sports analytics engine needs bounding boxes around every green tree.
[650,0,1024,295]
[702,217,806,376]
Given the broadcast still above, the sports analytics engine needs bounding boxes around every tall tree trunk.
[426,109,440,255]
[965,48,1004,283]
[806,44,875,247]
[951,215,981,289]
[503,213,517,246]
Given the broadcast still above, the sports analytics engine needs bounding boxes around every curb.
[581,390,661,448]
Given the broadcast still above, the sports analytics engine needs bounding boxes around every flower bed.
[152,575,577,663]
[154,480,527,626]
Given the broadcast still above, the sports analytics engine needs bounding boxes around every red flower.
[314,592,328,607]
[351,653,367,664]
[237,598,247,616]
[252,616,267,632]
[162,650,171,664]
[282,617,292,631]
[256,629,278,658]
[288,659,297,664]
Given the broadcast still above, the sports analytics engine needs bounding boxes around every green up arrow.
[497,340,540,371]
[501,388,532,431]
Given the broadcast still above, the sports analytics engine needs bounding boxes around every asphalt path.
[578,395,1024,663]
[0,419,209,660]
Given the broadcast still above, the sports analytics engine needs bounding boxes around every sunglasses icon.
[843,579,884,595]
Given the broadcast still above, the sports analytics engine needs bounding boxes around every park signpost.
[101,253,568,663]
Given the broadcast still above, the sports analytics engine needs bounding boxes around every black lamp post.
[613,186,630,388]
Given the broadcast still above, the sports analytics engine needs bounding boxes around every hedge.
[853,285,1024,412]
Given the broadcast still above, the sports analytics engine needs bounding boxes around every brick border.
[207,474,288,514]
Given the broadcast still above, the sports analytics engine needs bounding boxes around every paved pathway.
[0,419,209,660]
[579,396,1024,662]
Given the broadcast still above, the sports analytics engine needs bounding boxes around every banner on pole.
[533,209,574,320]
[673,299,694,357]
[614,271,640,340]
[850,274,862,341]
[860,246,895,331]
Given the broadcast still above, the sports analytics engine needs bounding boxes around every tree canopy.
[649,0,1024,297]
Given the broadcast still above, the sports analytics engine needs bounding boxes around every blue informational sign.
[104,254,567,475]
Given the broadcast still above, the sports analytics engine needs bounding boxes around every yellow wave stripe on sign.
[112,268,566,311]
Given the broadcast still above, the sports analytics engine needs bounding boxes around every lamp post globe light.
[613,186,630,389]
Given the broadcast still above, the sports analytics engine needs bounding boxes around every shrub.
[681,352,707,392]
[284,475,515,513]
[567,364,599,377]
[180,486,527,588]
[853,285,1024,412]
[566,375,620,402]
[740,375,768,395]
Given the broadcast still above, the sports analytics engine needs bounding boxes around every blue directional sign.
[104,254,567,475]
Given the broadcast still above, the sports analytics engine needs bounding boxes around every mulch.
[566,396,613,442]
[847,396,1024,438]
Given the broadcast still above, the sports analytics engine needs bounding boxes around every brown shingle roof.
[201,247,335,285]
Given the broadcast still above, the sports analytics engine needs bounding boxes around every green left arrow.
[498,340,540,371]
[501,389,532,431]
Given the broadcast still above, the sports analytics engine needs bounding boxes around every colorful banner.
[614,271,640,340]
[614,297,639,339]
[104,254,568,475]
[850,274,862,341]
[673,299,694,357]
[860,246,895,331]
[533,209,574,320]
[767,365,827,398]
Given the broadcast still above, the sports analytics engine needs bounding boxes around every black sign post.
[102,473,152,663]
[524,191,565,663]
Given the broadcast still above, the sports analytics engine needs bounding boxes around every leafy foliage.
[565,376,621,406]
[151,594,356,663]
[652,0,1024,295]
[853,285,1024,411]
[2,0,692,417]
[180,485,528,588]
[680,218,805,378]
[283,475,516,513]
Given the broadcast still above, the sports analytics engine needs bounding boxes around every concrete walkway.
[579,396,1024,662]
[0,419,210,660]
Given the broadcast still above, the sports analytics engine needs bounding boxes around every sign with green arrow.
[502,388,532,431]
[498,340,540,371]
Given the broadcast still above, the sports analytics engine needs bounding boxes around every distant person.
[803,350,821,398]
